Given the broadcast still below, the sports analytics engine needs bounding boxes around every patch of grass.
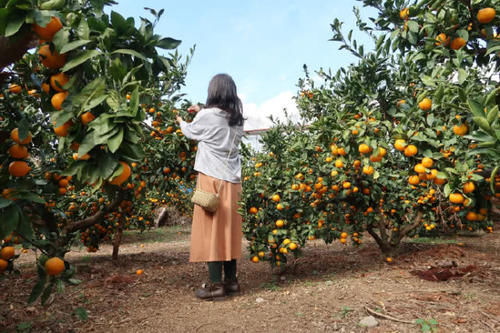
[409,237,459,245]
[260,282,281,291]
[121,225,190,244]
[339,306,353,318]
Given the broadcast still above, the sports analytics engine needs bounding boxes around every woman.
[176,73,245,300]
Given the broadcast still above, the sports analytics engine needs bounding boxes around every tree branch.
[63,191,126,234]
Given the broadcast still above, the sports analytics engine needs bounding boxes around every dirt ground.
[1,226,499,333]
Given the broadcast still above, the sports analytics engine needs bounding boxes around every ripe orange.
[450,37,466,50]
[453,123,468,136]
[449,193,465,204]
[275,219,284,228]
[136,269,144,275]
[81,112,95,125]
[50,72,69,92]
[404,144,418,157]
[414,163,426,174]
[386,257,393,263]
[463,182,475,194]
[41,83,51,94]
[394,139,406,151]
[418,98,432,110]
[477,8,496,24]
[421,157,433,168]
[249,206,258,214]
[435,33,450,46]
[38,44,66,69]
[289,243,297,250]
[8,144,29,159]
[9,161,31,177]
[465,211,478,221]
[33,17,62,40]
[362,165,374,175]
[358,143,372,154]
[51,91,68,110]
[110,161,132,185]
[276,203,284,211]
[0,246,15,260]
[335,159,344,168]
[377,147,387,157]
[45,257,65,276]
[10,128,32,145]
[426,169,438,180]
[342,181,351,189]
[53,121,72,136]
[408,175,420,185]
[251,256,259,263]
[8,84,22,94]
[400,8,409,20]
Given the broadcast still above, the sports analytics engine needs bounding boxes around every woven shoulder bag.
[191,133,237,213]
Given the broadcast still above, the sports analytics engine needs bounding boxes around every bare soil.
[1,227,499,333]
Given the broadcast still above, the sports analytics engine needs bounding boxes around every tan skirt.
[189,173,243,262]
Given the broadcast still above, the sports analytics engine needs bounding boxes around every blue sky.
[112,1,377,129]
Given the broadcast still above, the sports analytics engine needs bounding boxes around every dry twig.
[364,306,415,324]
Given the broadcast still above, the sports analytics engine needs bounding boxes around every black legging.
[207,259,237,283]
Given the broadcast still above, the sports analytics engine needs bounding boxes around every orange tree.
[241,0,497,266]
[0,0,195,302]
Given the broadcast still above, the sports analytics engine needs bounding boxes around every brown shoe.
[195,283,226,300]
[223,279,240,294]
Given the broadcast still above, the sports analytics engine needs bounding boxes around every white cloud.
[241,91,300,131]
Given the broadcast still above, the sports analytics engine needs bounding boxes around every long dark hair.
[205,74,244,127]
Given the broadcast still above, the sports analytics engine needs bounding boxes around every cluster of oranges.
[44,171,73,195]
[7,128,33,178]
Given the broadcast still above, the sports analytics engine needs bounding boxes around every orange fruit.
[408,175,420,185]
[51,91,69,110]
[377,147,387,157]
[136,269,144,275]
[435,33,450,46]
[404,144,418,157]
[453,123,468,136]
[275,219,284,228]
[343,181,351,189]
[276,203,284,211]
[58,178,69,188]
[81,112,95,125]
[394,139,406,151]
[414,163,426,174]
[8,84,22,94]
[450,37,466,50]
[418,98,432,110]
[449,193,465,204]
[358,143,372,154]
[289,243,297,250]
[110,161,132,185]
[421,157,433,168]
[45,257,65,276]
[33,16,62,40]
[0,258,8,272]
[0,246,15,260]
[477,8,496,24]
[272,194,280,202]
[249,207,258,214]
[41,83,51,94]
[335,159,344,168]
[251,256,259,263]
[362,165,374,175]
[8,144,29,159]
[426,169,438,180]
[9,161,31,177]
[10,128,32,145]
[38,44,66,69]
[50,72,69,92]
[386,257,393,263]
[53,121,72,136]
[400,8,409,20]
[465,211,478,221]
[463,182,475,194]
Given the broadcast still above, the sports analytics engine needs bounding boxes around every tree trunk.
[112,221,123,261]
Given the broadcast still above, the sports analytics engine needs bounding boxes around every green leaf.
[457,68,468,85]
[156,37,181,49]
[74,307,88,321]
[112,49,148,61]
[107,128,124,153]
[0,205,20,240]
[67,278,82,285]
[77,19,90,39]
[83,94,108,112]
[426,113,434,126]
[41,281,55,305]
[56,279,65,294]
[486,106,498,125]
[468,99,484,118]
[443,184,451,197]
[0,8,9,36]
[52,28,70,53]
[52,110,73,128]
[60,39,91,54]
[28,274,47,304]
[473,117,491,133]
[0,198,13,209]
[491,166,499,194]
[62,50,101,72]
[407,20,419,33]
[421,75,436,87]
[128,86,139,116]
[5,12,24,37]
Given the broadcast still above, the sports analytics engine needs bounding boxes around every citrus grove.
[0,0,197,303]
[240,0,498,266]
